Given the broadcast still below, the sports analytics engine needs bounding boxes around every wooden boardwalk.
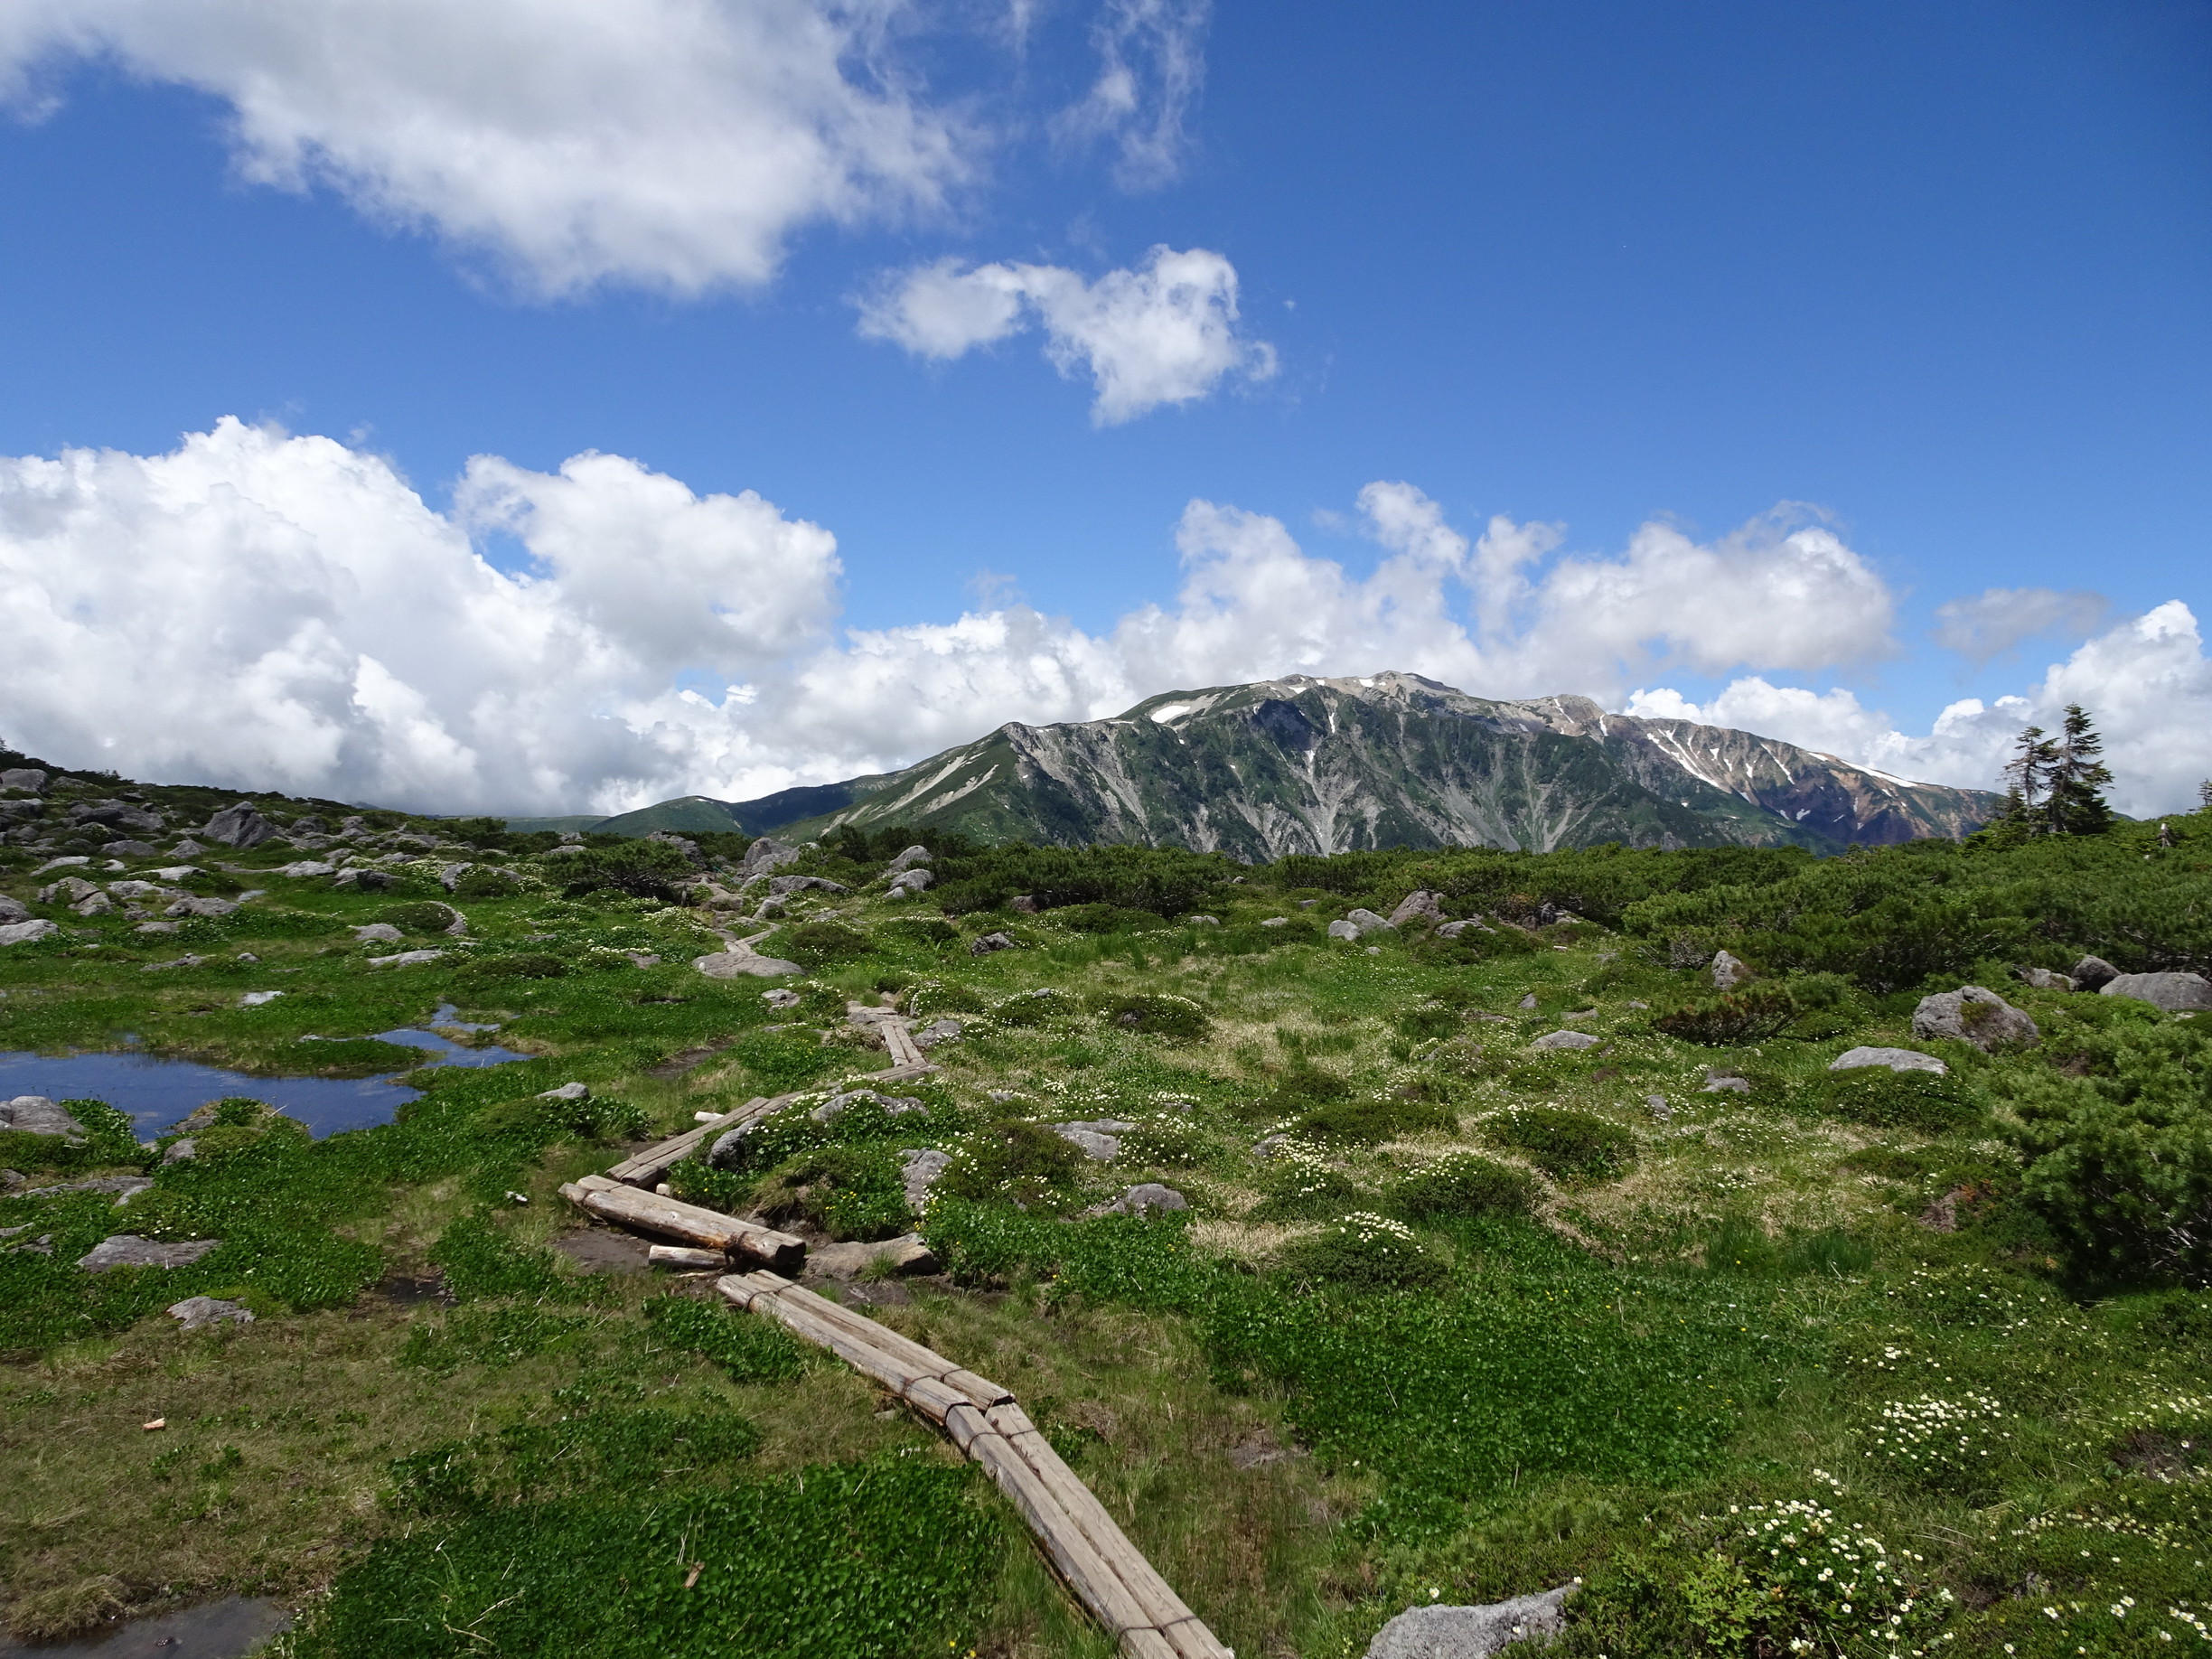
[562,1113,1233,1659]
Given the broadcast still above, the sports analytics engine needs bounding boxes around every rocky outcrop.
[2101,972,2212,1013]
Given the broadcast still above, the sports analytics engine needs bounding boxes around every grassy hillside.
[1,783,2207,1655]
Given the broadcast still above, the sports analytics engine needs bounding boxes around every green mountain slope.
[539,672,2001,855]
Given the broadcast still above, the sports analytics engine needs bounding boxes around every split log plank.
[560,1181,803,1273]
[604,1092,792,1187]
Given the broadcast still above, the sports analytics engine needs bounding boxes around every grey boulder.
[693,947,802,979]
[368,949,446,968]
[167,1296,254,1331]
[767,874,847,896]
[1912,986,2039,1051]
[1830,1045,1947,1075]
[200,802,277,848]
[2101,971,2212,1013]
[78,1235,223,1270]
[2012,966,2078,991]
[1530,1029,1601,1051]
[165,895,239,919]
[740,837,803,876]
[0,919,61,945]
[352,923,404,943]
[538,1082,591,1102]
[886,844,933,873]
[1097,1183,1188,1217]
[898,1148,952,1210]
[1435,917,1493,940]
[887,867,933,895]
[1711,950,1750,990]
[1363,1585,1576,1659]
[0,767,48,792]
[1054,1120,1135,1160]
[2,1096,87,1137]
[38,876,100,904]
[2070,955,2123,991]
[1340,908,1394,938]
[1327,919,1363,941]
[1388,890,1447,927]
[914,1017,965,1049]
[806,1234,939,1280]
[970,932,1017,957]
[0,896,26,924]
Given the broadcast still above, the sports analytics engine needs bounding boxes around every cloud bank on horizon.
[3,419,2206,820]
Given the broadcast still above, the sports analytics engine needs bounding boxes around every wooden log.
[604,1092,787,1187]
[647,1244,726,1269]
[882,1019,925,1068]
[563,1181,803,1273]
[967,1428,1156,1639]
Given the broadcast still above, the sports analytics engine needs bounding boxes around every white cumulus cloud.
[856,245,1274,423]
[6,424,2207,817]
[0,0,975,295]
[1627,601,2212,815]
[1933,586,2108,662]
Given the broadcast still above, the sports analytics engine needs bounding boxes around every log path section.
[720,1270,1233,1659]
[560,1130,1232,1659]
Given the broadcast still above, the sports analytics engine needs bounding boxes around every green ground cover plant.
[2,771,2210,1654]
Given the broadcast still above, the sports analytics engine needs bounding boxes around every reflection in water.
[0,1006,527,1139]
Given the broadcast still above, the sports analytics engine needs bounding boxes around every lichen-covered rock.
[0,918,61,947]
[78,1235,222,1270]
[1364,1584,1577,1658]
[167,1296,254,1331]
[1829,1045,1947,1075]
[1911,986,2039,1051]
[2012,966,2077,991]
[1711,950,1749,990]
[199,802,276,848]
[898,1148,951,1210]
[1530,1029,1601,1051]
[1388,890,1445,927]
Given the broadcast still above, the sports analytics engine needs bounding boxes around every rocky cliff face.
[718,672,1997,858]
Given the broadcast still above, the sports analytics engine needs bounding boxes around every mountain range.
[511,672,2001,858]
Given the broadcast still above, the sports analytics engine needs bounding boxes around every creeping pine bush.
[779,918,873,966]
[2009,1017,2212,1283]
[1482,1105,1636,1186]
[1863,1392,2014,1495]
[1392,1151,1538,1220]
[1808,1066,1984,1135]
[750,1146,911,1241]
[1289,1087,1457,1147]
[1277,1213,1447,1290]
[1652,984,1801,1045]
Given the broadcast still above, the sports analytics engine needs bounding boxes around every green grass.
[3,792,2211,1653]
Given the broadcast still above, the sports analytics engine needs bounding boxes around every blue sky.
[0,0,2207,813]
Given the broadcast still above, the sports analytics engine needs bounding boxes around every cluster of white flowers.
[1727,1499,1953,1658]
[1332,1212,1420,1246]
[1866,1392,2012,1481]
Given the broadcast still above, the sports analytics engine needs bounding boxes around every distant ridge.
[518,671,2000,857]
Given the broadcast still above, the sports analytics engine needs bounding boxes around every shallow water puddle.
[0,1596,290,1658]
[0,1005,527,1139]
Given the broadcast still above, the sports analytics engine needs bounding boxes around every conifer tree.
[1997,724,2057,832]
[2045,704,2114,835]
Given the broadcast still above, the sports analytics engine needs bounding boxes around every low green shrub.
[388,1402,764,1514]
[377,900,460,936]
[1050,903,1170,934]
[779,919,873,966]
[2010,1018,2212,1283]
[289,1036,427,1076]
[1482,1105,1636,1186]
[1392,1151,1538,1219]
[1248,1146,1363,1221]
[988,987,1083,1027]
[1290,1092,1456,1147]
[906,978,987,1018]
[1651,985,1799,1045]
[1805,1066,1984,1134]
[940,1119,1085,1207]
[1275,1213,1447,1291]
[726,1028,842,1092]
[1094,991,1211,1039]
[750,1145,909,1241]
